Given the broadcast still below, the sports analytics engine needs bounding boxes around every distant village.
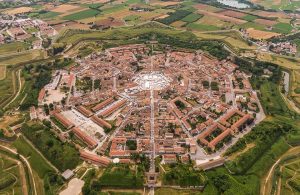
[0,14,57,48]
[30,43,264,181]
[240,28,298,56]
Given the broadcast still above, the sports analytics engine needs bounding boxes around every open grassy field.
[246,28,281,39]
[0,42,30,55]
[257,53,300,70]
[155,188,202,195]
[290,70,300,108]
[0,67,17,108]
[242,14,258,21]
[4,6,33,15]
[272,23,293,34]
[50,4,80,13]
[63,8,101,20]
[187,23,220,31]
[0,65,6,80]
[195,30,256,52]
[56,22,186,45]
[0,50,47,66]
[181,13,203,23]
[12,136,56,179]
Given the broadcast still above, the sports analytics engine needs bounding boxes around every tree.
[212,174,231,193]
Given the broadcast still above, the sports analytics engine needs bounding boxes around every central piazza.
[134,71,171,91]
[37,43,263,179]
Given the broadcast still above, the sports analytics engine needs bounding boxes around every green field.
[124,15,140,22]
[21,121,80,172]
[186,23,220,31]
[63,9,101,20]
[0,67,17,108]
[162,164,206,187]
[39,11,61,19]
[0,42,30,55]
[181,13,203,23]
[12,136,55,178]
[99,164,143,188]
[0,50,47,66]
[242,15,258,22]
[100,4,127,14]
[272,23,293,34]
[239,22,266,31]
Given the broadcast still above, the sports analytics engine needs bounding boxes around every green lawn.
[63,9,101,20]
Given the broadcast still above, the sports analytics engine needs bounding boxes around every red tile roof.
[99,99,127,118]
[72,127,97,149]
[92,97,114,112]
[91,115,112,129]
[76,106,93,118]
[80,151,111,166]
[53,112,74,129]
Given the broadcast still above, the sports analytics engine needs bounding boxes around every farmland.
[0,0,299,194]
[246,28,281,39]
[63,9,101,20]
[0,42,30,55]
[0,66,6,80]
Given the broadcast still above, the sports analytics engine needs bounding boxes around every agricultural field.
[0,42,30,55]
[181,13,203,23]
[195,31,256,52]
[4,6,32,15]
[257,53,300,70]
[246,28,281,39]
[0,50,47,66]
[63,9,101,20]
[186,23,220,31]
[0,66,6,80]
